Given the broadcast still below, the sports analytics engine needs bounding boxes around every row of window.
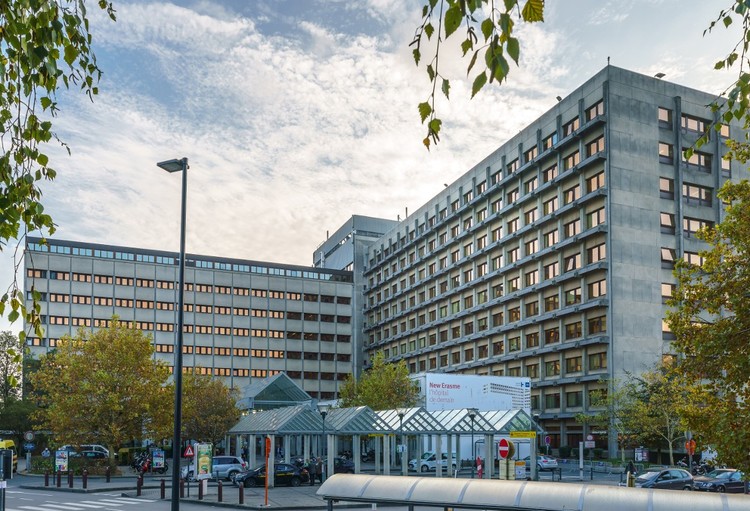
[368,100,606,269]
[26,240,352,282]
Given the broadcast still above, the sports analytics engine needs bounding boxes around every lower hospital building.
[24,66,746,454]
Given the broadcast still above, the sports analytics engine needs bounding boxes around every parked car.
[181,455,246,481]
[233,463,307,487]
[79,450,108,459]
[694,470,745,493]
[634,468,693,490]
[408,452,457,472]
[330,456,355,474]
[58,444,110,457]
[523,455,559,471]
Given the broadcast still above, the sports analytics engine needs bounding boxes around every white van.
[59,444,110,457]
[409,451,457,472]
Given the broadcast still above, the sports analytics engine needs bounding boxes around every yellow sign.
[510,431,537,439]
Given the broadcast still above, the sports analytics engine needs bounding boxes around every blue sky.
[2,0,742,332]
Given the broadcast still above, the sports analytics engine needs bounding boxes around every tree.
[667,180,750,473]
[29,318,172,460]
[626,364,692,466]
[338,352,420,410]
[576,379,642,463]
[413,0,544,149]
[182,373,240,446]
[0,331,22,403]
[0,1,115,346]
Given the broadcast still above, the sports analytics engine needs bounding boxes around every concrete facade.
[356,66,743,453]
[24,238,354,399]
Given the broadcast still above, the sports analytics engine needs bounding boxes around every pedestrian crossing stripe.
[37,505,87,511]
[80,502,122,507]
[56,505,103,509]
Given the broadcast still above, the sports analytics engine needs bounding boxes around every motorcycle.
[132,451,168,474]
[692,462,713,476]
[361,449,375,462]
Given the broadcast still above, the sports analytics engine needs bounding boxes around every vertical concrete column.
[382,435,391,475]
[303,435,311,464]
[283,435,290,463]
[446,435,454,477]
[484,434,493,479]
[234,436,242,459]
[326,435,335,480]
[435,434,443,479]
[375,436,381,474]
[353,434,361,473]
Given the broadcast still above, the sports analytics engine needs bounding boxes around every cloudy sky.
[2,0,742,331]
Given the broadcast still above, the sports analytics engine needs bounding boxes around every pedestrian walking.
[316,457,324,483]
[41,447,50,458]
[308,457,317,486]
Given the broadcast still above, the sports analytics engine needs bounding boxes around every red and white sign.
[183,445,194,457]
[498,438,511,459]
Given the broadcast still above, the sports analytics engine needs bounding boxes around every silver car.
[181,455,246,481]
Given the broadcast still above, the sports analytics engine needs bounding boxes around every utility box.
[0,449,13,480]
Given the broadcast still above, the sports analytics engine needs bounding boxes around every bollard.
[161,479,166,499]
[56,469,62,487]
[137,475,143,496]
[198,479,203,500]
[239,482,244,505]
[44,469,49,487]
[218,481,222,503]
[68,470,74,488]
[106,465,111,483]
[180,478,185,498]
[83,470,88,489]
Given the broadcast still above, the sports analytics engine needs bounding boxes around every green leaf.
[715,60,725,70]
[64,44,79,67]
[441,78,450,99]
[521,0,545,22]
[503,0,517,10]
[507,37,520,65]
[8,309,19,323]
[723,15,733,27]
[444,4,463,38]
[428,118,442,136]
[481,18,494,41]
[427,64,435,82]
[425,22,434,39]
[38,153,49,166]
[461,39,473,56]
[471,71,488,98]
[412,48,421,65]
[418,102,432,123]
[467,49,479,74]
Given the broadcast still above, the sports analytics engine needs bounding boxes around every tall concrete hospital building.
[24,67,744,452]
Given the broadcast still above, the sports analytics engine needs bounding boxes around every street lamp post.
[468,408,477,479]
[157,157,188,511]
[318,403,330,482]
[397,411,405,475]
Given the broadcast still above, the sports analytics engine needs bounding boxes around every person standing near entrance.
[308,457,317,486]
[316,457,324,483]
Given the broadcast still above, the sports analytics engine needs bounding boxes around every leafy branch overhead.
[0,1,115,345]
[412,0,544,149]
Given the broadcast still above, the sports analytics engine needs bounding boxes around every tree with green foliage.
[0,0,115,349]
[413,0,544,149]
[29,318,172,461]
[182,373,240,446]
[667,180,750,473]
[576,380,642,463]
[0,331,22,403]
[338,352,420,410]
[627,364,692,466]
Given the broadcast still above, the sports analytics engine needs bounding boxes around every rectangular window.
[563,117,579,137]
[526,363,539,379]
[564,218,581,238]
[682,149,712,172]
[545,327,560,344]
[524,177,538,194]
[564,253,581,272]
[563,151,580,170]
[660,212,675,234]
[543,164,558,183]
[586,136,604,157]
[684,251,705,266]
[542,132,558,150]
[524,146,538,163]
[545,393,561,408]
[508,307,521,322]
[507,217,519,234]
[566,391,583,407]
[660,177,675,199]
[658,107,672,126]
[564,287,581,305]
[683,183,713,207]
[545,360,560,377]
[586,207,605,229]
[564,185,580,204]
[525,269,539,287]
[565,321,583,340]
[507,159,518,174]
[507,188,519,203]
[585,100,604,121]
[588,279,607,298]
[543,229,559,248]
[659,142,674,163]
[566,356,582,373]
[526,332,540,348]
[524,208,538,225]
[683,217,712,237]
[507,247,519,264]
[587,243,606,263]
[525,301,539,317]
[543,196,558,215]
[589,315,607,334]
[681,114,708,133]
[544,261,559,280]
[508,336,521,352]
[493,339,504,355]
[589,352,607,370]
[525,238,539,255]
[544,294,559,311]
[586,172,605,193]
[508,277,519,292]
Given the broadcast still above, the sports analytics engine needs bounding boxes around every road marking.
[54,504,101,509]
[79,502,121,508]
[110,498,155,504]
[38,505,88,511]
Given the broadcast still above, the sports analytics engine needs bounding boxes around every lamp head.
[157,158,188,173]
